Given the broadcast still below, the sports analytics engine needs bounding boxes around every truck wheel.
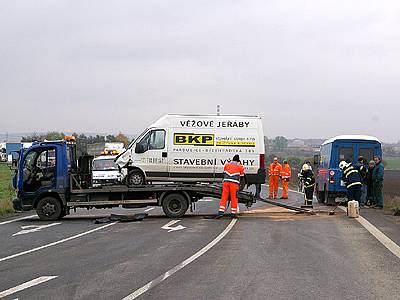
[162,193,188,218]
[127,170,145,186]
[325,190,336,206]
[316,191,325,203]
[316,185,325,203]
[36,197,63,221]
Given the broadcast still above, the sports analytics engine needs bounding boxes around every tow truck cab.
[314,135,382,205]
[12,138,82,214]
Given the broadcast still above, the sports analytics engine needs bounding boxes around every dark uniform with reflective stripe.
[342,163,362,203]
[302,169,315,201]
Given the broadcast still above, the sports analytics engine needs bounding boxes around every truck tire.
[316,185,325,203]
[162,193,188,218]
[325,190,336,206]
[127,170,145,186]
[36,197,63,221]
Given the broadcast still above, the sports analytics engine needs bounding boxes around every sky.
[1,0,399,142]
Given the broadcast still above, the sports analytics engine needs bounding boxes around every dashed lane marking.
[122,218,237,300]
[0,215,36,226]
[0,276,57,298]
[0,223,117,263]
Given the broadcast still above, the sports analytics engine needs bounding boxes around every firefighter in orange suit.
[268,157,282,199]
[216,154,245,219]
[280,160,291,199]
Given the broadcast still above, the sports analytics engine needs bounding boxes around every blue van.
[315,135,382,205]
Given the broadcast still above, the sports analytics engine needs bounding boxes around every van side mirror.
[313,154,320,166]
[135,143,146,154]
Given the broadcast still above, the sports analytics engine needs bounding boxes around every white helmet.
[302,164,310,171]
[339,161,348,170]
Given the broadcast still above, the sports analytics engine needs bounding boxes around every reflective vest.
[269,163,282,176]
[223,161,245,185]
[342,163,362,188]
[281,164,291,179]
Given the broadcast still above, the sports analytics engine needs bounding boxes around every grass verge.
[0,163,15,216]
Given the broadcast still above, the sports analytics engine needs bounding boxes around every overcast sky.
[1,1,399,142]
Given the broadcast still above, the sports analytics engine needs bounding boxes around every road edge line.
[339,207,400,259]
[122,218,238,300]
[0,223,117,263]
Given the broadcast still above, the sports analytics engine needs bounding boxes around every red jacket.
[223,161,245,184]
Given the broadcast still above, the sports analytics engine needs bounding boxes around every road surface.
[0,186,399,299]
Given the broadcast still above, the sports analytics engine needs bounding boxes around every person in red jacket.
[280,160,291,199]
[216,154,245,219]
[268,157,282,199]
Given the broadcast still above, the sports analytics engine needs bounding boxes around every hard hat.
[302,164,309,171]
[339,161,348,170]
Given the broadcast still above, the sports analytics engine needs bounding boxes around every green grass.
[384,157,400,170]
[0,164,15,216]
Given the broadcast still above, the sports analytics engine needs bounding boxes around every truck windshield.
[92,158,118,171]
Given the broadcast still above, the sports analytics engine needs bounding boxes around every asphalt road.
[1,187,399,300]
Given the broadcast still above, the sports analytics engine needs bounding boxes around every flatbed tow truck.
[11,137,310,221]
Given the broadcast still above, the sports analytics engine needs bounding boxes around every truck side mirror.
[135,143,146,154]
[313,154,320,166]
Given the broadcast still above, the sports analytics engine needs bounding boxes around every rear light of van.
[260,154,265,169]
[329,170,335,184]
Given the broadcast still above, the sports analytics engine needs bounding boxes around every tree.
[115,132,129,147]
[272,136,288,152]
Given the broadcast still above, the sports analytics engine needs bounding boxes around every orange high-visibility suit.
[268,162,282,199]
[219,161,245,215]
[280,163,291,199]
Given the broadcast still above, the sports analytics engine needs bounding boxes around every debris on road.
[94,213,148,224]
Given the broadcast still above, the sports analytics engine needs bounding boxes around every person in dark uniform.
[339,160,363,206]
[300,163,315,205]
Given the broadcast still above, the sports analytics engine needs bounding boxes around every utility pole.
[216,105,220,116]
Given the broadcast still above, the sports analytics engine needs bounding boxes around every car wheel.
[127,170,145,186]
[36,197,63,221]
[162,193,188,218]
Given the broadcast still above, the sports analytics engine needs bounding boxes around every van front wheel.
[127,170,145,186]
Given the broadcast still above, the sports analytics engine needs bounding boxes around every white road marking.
[12,223,61,236]
[0,276,57,298]
[122,218,237,300]
[0,215,36,226]
[339,207,400,259]
[0,223,116,263]
[199,199,213,202]
[161,220,186,232]
[144,207,155,212]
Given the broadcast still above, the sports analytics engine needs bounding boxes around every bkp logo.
[174,133,214,146]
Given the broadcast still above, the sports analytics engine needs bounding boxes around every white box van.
[115,114,266,187]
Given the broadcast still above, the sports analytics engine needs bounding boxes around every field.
[0,164,15,215]
[384,157,400,170]
[383,170,400,210]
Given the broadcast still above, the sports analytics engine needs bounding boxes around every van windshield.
[93,158,118,171]
[127,129,149,149]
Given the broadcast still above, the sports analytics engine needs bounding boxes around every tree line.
[21,132,131,156]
